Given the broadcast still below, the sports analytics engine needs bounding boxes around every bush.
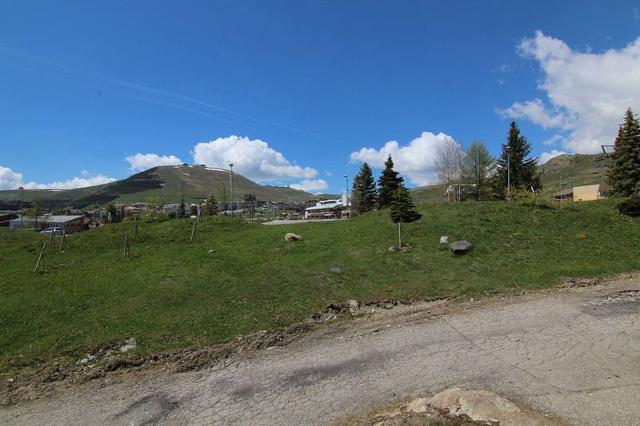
[618,197,640,217]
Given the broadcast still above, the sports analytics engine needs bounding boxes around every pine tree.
[205,194,218,216]
[389,184,422,248]
[463,141,494,201]
[352,162,377,214]
[177,197,186,218]
[608,108,640,196]
[494,121,541,198]
[377,156,403,209]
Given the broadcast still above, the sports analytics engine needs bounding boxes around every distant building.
[0,211,18,227]
[553,183,611,202]
[9,214,87,233]
[304,193,351,220]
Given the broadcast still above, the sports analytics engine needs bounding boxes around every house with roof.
[304,193,351,220]
[553,183,611,202]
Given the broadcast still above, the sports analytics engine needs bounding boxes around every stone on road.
[2,277,640,425]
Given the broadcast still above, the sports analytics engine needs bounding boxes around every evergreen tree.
[177,197,186,218]
[463,141,494,201]
[205,194,218,216]
[351,162,377,214]
[377,155,403,209]
[389,184,422,248]
[608,108,640,196]
[494,121,541,198]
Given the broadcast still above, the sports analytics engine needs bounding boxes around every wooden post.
[123,233,129,260]
[190,222,197,242]
[133,216,138,240]
[49,229,55,243]
[33,242,46,272]
[398,222,402,249]
[59,231,66,251]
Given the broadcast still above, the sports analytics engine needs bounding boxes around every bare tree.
[436,139,464,185]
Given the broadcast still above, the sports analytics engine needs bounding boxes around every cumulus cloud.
[290,179,329,192]
[539,150,568,164]
[497,99,569,130]
[192,135,318,181]
[0,166,24,190]
[350,132,460,186]
[0,166,116,190]
[125,153,184,171]
[499,31,640,153]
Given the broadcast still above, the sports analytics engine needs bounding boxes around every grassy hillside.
[411,184,448,204]
[538,153,605,194]
[0,165,314,209]
[1,199,638,373]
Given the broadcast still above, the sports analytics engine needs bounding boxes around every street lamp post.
[19,186,24,230]
[344,174,349,201]
[229,163,234,215]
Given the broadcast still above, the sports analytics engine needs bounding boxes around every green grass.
[1,200,639,373]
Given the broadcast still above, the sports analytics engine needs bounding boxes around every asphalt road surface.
[2,276,640,425]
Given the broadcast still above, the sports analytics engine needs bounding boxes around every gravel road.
[2,276,640,425]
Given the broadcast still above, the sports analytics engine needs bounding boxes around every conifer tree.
[389,184,422,248]
[377,156,403,209]
[177,197,186,218]
[494,121,541,198]
[608,108,640,196]
[205,194,218,215]
[351,162,377,214]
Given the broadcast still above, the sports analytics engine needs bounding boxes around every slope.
[0,165,315,209]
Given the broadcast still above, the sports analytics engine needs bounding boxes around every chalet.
[553,183,611,202]
[304,194,350,220]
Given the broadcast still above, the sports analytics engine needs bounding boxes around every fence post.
[59,231,66,251]
[123,233,129,260]
[190,222,197,242]
[33,242,46,272]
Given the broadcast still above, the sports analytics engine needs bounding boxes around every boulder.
[428,387,559,425]
[450,240,471,255]
[284,233,303,242]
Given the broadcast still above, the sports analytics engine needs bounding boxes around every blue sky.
[1,0,640,192]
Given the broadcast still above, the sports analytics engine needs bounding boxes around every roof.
[553,188,574,197]
[306,202,342,211]
[45,215,84,223]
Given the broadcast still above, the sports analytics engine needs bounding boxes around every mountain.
[537,153,606,194]
[0,165,315,209]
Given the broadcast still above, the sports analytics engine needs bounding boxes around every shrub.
[618,197,640,217]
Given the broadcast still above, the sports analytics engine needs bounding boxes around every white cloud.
[497,99,568,130]
[192,135,318,181]
[125,153,184,171]
[290,179,328,192]
[0,166,116,190]
[0,166,24,190]
[499,31,640,153]
[350,131,460,186]
[539,150,568,164]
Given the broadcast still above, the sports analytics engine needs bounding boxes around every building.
[304,194,350,220]
[9,214,87,233]
[553,183,611,202]
[0,211,18,227]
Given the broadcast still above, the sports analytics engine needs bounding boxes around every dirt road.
[2,276,640,425]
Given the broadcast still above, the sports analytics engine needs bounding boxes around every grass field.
[1,199,639,374]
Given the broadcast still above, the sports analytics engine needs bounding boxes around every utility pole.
[229,163,234,215]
